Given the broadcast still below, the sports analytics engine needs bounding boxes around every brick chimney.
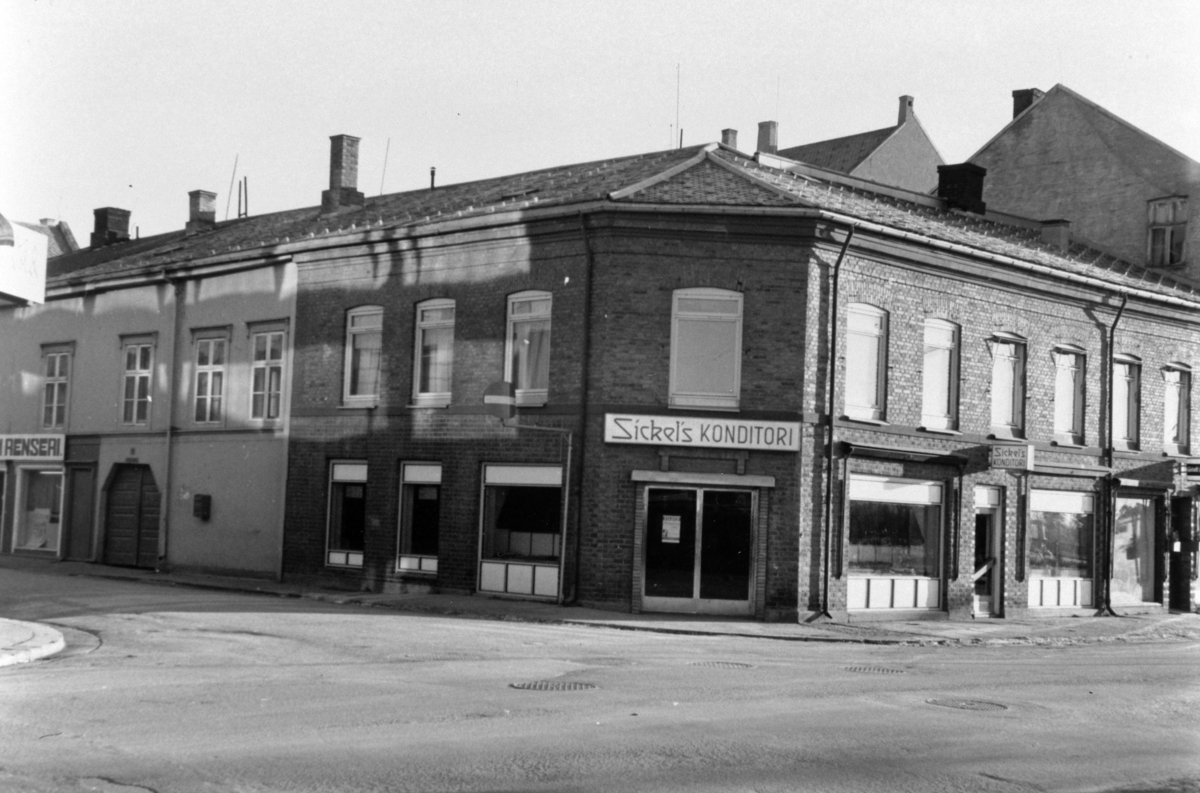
[1040,219,1071,252]
[1012,88,1045,119]
[898,95,914,125]
[721,128,738,149]
[186,190,218,235]
[937,163,987,215]
[321,134,365,215]
[90,207,131,248]
[757,121,778,155]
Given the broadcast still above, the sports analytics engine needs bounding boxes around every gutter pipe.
[567,211,596,605]
[158,272,184,571]
[1101,294,1129,617]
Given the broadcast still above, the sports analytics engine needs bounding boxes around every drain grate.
[843,666,905,675]
[510,681,597,691]
[927,698,1007,711]
[401,653,483,662]
[689,661,754,669]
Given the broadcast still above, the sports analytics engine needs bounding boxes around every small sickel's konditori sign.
[0,434,65,461]
[604,414,800,452]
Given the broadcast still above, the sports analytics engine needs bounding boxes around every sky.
[3,0,1199,240]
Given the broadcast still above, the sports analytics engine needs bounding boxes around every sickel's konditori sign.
[604,414,800,451]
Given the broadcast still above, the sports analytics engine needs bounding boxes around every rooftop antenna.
[224,155,239,220]
[379,137,391,196]
[776,75,781,120]
[675,63,681,149]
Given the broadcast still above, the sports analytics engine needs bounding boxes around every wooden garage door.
[104,465,160,568]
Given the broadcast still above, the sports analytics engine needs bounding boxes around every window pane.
[139,346,152,370]
[510,319,550,391]
[922,345,951,420]
[329,481,366,553]
[1028,510,1093,577]
[254,334,267,361]
[419,326,453,393]
[848,500,941,577]
[269,333,283,360]
[197,342,209,367]
[350,331,382,396]
[212,340,225,366]
[402,484,440,556]
[1169,227,1185,264]
[420,307,454,324]
[350,312,382,330]
[511,298,551,317]
[676,298,739,315]
[482,485,562,561]
[1054,355,1079,434]
[845,331,880,413]
[1112,498,1156,605]
[1165,372,1181,444]
[675,318,737,396]
[991,343,1017,426]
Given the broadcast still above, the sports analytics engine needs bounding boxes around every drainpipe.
[1101,294,1128,617]
[567,211,597,605]
[159,272,184,572]
[819,226,855,619]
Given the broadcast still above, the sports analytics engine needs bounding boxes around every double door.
[643,487,755,615]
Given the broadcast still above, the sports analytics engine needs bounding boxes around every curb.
[0,619,66,668]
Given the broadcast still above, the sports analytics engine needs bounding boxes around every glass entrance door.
[643,487,754,615]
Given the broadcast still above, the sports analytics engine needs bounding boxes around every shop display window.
[1028,494,1094,578]
[15,469,63,553]
[398,463,441,574]
[848,500,942,577]
[327,462,367,567]
[482,485,562,561]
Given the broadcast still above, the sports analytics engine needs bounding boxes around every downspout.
[1101,294,1129,617]
[159,272,184,572]
[567,211,596,605]
[819,226,855,619]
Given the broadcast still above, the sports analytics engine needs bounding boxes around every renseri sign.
[604,414,800,452]
[0,434,65,461]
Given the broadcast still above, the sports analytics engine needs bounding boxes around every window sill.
[1162,448,1192,458]
[338,401,378,411]
[917,426,961,436]
[841,415,889,426]
[1051,438,1085,448]
[515,394,548,408]
[988,428,1025,441]
[408,399,451,409]
[1113,441,1141,452]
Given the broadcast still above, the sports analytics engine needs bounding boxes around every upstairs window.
[845,304,888,422]
[344,306,383,406]
[1148,197,1187,267]
[251,330,286,420]
[1113,355,1141,449]
[41,347,71,429]
[122,341,154,425]
[1052,346,1086,444]
[669,288,743,410]
[506,292,551,406]
[193,337,227,424]
[412,299,455,407]
[988,333,1026,437]
[921,320,959,431]
[1163,364,1191,454]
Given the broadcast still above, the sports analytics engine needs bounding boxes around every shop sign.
[0,434,65,461]
[990,444,1034,471]
[604,413,801,452]
[1184,458,1200,484]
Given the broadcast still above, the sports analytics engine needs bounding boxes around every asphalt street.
[1,568,1198,793]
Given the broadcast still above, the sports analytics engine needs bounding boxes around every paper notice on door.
[661,515,681,544]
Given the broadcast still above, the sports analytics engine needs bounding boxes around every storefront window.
[1028,509,1093,577]
[848,500,942,577]
[398,463,441,574]
[482,485,562,561]
[327,462,367,567]
[15,469,63,553]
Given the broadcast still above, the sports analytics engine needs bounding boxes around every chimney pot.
[721,128,738,149]
[757,121,778,155]
[936,163,987,215]
[898,95,914,124]
[1040,219,1071,251]
[1012,88,1045,119]
[90,207,131,248]
[186,190,218,235]
[321,134,365,215]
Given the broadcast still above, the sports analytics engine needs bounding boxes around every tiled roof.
[775,126,896,174]
[47,141,1200,305]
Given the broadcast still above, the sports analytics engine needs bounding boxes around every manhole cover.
[843,666,905,675]
[927,698,1007,711]
[401,653,482,662]
[689,661,754,669]
[510,681,597,691]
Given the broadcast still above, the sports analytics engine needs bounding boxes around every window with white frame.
[397,463,441,574]
[327,461,367,567]
[669,288,743,410]
[121,340,154,425]
[412,299,455,406]
[193,337,227,424]
[41,347,71,429]
[1163,364,1190,453]
[506,291,551,406]
[989,334,1026,436]
[1113,355,1141,448]
[1148,197,1187,268]
[845,304,888,421]
[847,475,943,578]
[344,306,383,405]
[251,330,286,420]
[921,319,959,430]
[1052,346,1086,444]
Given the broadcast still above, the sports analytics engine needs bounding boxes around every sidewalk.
[2,555,1198,667]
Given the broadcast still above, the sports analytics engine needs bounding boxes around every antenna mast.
[224,155,239,220]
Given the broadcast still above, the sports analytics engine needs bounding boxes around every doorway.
[973,486,1002,617]
[643,487,754,615]
[103,464,160,568]
[1168,497,1193,612]
[64,467,96,561]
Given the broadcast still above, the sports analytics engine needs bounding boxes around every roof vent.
[757,121,778,155]
[1012,88,1045,119]
[321,134,365,215]
[90,207,131,248]
[1040,219,1071,251]
[937,163,987,215]
[186,190,218,235]
[721,128,738,149]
